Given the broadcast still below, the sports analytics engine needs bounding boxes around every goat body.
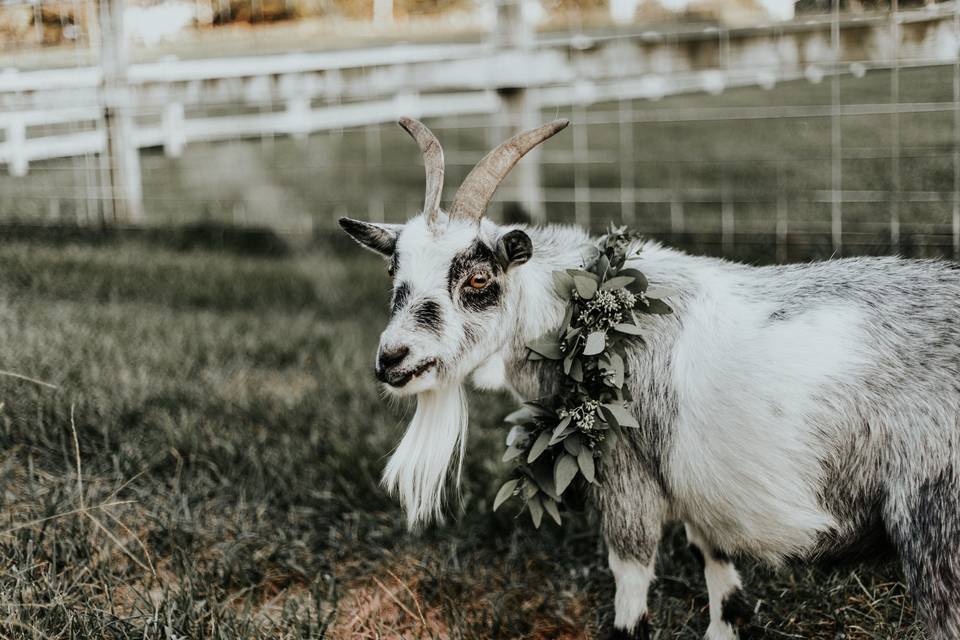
[502,226,960,639]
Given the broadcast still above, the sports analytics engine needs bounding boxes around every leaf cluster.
[495,227,674,527]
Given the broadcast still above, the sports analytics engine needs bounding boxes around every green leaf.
[505,425,528,446]
[527,431,551,463]
[620,269,649,293]
[609,352,624,374]
[554,454,580,495]
[502,445,524,462]
[523,479,539,499]
[493,479,519,511]
[549,426,575,446]
[601,403,640,429]
[565,268,599,281]
[563,351,575,375]
[550,416,573,445]
[524,402,555,417]
[569,358,584,382]
[604,353,625,388]
[600,275,635,290]
[612,322,645,336]
[527,333,564,360]
[640,298,672,315]
[563,433,582,456]
[583,331,606,356]
[532,463,560,501]
[597,255,611,278]
[573,275,598,300]
[577,449,596,483]
[645,286,679,299]
[578,242,601,266]
[552,271,576,299]
[528,495,544,529]
[543,497,562,525]
[504,406,535,425]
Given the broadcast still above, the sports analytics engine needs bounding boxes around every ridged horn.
[450,119,569,222]
[398,117,445,229]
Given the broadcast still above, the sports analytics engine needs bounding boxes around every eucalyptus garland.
[493,227,673,527]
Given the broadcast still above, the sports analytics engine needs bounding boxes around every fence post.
[492,0,546,222]
[162,102,186,158]
[7,115,28,177]
[99,0,144,223]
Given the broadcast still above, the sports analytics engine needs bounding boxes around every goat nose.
[378,345,409,372]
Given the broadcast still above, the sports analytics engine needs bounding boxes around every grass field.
[0,234,930,639]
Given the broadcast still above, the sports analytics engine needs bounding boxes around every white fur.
[609,548,655,632]
[382,384,468,529]
[470,353,508,390]
[666,263,870,562]
[381,216,522,397]
[686,524,744,640]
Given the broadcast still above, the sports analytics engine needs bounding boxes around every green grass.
[0,236,928,638]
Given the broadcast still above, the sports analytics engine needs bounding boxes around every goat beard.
[382,384,468,530]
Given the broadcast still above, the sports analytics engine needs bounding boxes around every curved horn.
[450,119,569,222]
[398,117,445,228]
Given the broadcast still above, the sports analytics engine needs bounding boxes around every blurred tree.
[0,1,84,48]
[795,0,928,13]
[396,0,471,17]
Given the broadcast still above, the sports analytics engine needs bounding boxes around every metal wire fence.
[0,0,958,261]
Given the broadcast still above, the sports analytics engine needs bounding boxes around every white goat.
[339,117,960,640]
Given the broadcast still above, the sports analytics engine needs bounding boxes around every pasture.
[0,236,928,638]
[0,63,953,638]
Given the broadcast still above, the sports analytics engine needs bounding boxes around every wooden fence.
[0,0,959,249]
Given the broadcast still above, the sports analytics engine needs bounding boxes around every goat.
[338,117,960,640]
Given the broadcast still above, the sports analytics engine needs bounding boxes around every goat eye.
[467,273,489,289]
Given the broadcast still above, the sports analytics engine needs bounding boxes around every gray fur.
[501,229,960,638]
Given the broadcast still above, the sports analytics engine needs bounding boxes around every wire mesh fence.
[0,0,958,261]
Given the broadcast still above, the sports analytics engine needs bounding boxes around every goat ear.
[496,229,532,270]
[338,217,400,256]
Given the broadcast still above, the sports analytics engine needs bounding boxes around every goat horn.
[398,117,445,229]
[450,119,569,223]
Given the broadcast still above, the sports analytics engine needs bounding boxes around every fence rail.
[2,3,958,174]
[0,0,959,260]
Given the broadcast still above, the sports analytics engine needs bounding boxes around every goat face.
[338,116,564,396]
[336,117,567,529]
[339,213,532,396]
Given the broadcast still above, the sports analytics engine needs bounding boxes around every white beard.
[382,384,468,530]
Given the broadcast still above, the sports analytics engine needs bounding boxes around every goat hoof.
[705,621,738,640]
[721,588,756,628]
[605,615,652,640]
[737,625,765,639]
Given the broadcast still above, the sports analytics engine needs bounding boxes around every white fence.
[1,1,960,259]
[3,5,959,172]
